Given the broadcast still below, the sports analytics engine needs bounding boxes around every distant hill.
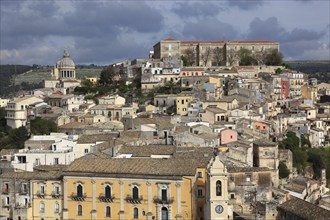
[0,64,104,97]
[286,60,330,83]
[0,65,32,97]
[286,60,330,74]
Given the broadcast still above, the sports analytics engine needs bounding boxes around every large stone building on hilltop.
[153,38,280,67]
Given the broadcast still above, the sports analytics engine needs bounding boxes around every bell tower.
[206,155,231,220]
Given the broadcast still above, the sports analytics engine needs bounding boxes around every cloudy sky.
[1,0,329,65]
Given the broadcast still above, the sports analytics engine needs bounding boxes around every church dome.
[57,49,75,69]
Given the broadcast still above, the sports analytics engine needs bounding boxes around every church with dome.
[44,49,81,91]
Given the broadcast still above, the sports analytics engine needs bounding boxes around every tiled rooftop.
[65,157,210,177]
[278,197,330,219]
[118,145,176,157]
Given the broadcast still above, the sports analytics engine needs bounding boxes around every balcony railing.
[126,195,143,204]
[71,193,86,201]
[153,197,174,205]
[15,203,31,209]
[99,193,115,203]
[51,191,61,199]
[36,190,45,198]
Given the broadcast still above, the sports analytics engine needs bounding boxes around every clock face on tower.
[215,205,224,214]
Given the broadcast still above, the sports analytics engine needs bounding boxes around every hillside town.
[0,38,330,220]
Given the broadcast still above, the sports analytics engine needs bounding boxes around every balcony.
[71,193,86,201]
[36,190,45,198]
[126,195,143,204]
[2,203,10,208]
[153,197,174,205]
[99,193,115,203]
[15,203,31,209]
[51,191,61,199]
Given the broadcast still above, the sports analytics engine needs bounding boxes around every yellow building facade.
[31,178,63,220]
[1,152,213,220]
[176,94,193,116]
[61,157,211,220]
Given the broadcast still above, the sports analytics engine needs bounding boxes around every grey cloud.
[73,35,148,64]
[1,1,164,50]
[182,18,238,40]
[66,2,163,33]
[246,17,286,41]
[247,17,325,42]
[246,17,327,59]
[172,2,223,18]
[227,0,264,10]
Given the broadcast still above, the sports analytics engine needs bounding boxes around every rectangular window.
[40,203,45,213]
[40,185,45,194]
[3,182,9,193]
[54,158,59,165]
[22,183,27,194]
[197,171,203,178]
[161,189,167,201]
[84,149,89,154]
[198,189,203,197]
[54,185,60,195]
[55,203,59,213]
[246,174,252,182]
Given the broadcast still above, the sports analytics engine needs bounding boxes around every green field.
[14,68,102,85]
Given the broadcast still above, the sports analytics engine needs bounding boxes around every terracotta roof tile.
[278,197,330,219]
[65,157,210,177]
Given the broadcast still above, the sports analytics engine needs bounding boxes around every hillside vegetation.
[0,65,32,97]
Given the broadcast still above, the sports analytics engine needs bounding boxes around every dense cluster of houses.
[0,39,329,220]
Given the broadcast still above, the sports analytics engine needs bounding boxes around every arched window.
[106,206,111,217]
[55,202,59,213]
[216,180,222,196]
[40,202,45,213]
[77,184,83,197]
[162,207,169,220]
[105,185,111,198]
[133,207,138,219]
[77,205,82,216]
[132,186,139,200]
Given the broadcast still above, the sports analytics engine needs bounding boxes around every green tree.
[238,48,257,66]
[301,134,311,148]
[278,161,290,179]
[264,49,283,66]
[307,148,329,179]
[30,118,58,135]
[275,68,282,74]
[99,67,115,85]
[181,56,188,66]
[8,126,29,149]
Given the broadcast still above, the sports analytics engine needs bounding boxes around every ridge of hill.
[0,65,32,97]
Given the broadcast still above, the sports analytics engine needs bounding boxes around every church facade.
[44,49,81,91]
